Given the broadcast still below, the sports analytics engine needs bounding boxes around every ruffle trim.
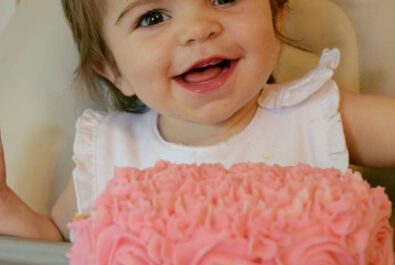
[259,48,348,172]
[320,80,349,173]
[72,109,106,215]
[258,48,340,110]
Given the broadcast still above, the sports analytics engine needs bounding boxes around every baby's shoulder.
[76,108,153,131]
[73,109,155,158]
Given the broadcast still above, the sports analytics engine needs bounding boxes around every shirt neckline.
[150,106,262,151]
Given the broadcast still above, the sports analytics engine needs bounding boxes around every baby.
[0,0,394,242]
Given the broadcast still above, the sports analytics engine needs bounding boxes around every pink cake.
[68,161,393,265]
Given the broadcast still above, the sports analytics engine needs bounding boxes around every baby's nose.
[177,15,223,46]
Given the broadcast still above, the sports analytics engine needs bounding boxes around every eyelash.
[135,9,170,28]
[212,0,238,5]
[134,0,239,29]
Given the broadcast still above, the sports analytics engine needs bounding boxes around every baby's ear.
[92,60,117,85]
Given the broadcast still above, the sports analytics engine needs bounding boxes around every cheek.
[124,42,172,83]
[126,49,171,107]
[230,21,279,70]
[243,32,279,83]
[245,18,279,55]
[238,1,279,56]
[248,23,280,75]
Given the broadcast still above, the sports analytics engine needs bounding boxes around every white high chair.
[0,0,389,264]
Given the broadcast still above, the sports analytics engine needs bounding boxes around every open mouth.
[173,59,239,93]
[179,59,231,83]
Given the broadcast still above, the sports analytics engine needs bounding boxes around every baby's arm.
[51,174,77,241]
[0,134,63,241]
[340,89,395,167]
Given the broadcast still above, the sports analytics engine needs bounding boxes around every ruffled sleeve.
[258,48,340,109]
[258,48,348,172]
[72,109,106,215]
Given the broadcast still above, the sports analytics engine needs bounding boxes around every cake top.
[68,161,393,265]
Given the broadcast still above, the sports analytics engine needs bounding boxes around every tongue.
[183,66,222,83]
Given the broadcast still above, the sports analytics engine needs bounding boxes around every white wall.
[0,0,16,36]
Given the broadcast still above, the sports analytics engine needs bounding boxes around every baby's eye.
[137,10,170,27]
[213,0,237,5]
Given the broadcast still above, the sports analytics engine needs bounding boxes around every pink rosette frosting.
[68,161,393,265]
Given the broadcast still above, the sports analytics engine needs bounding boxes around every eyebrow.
[115,0,161,25]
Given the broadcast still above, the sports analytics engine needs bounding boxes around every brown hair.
[62,0,289,112]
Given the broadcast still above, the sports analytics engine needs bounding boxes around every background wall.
[0,0,16,35]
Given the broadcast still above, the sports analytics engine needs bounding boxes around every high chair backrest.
[331,0,395,96]
[275,0,360,93]
[0,0,359,216]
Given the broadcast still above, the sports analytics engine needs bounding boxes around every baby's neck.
[158,96,258,146]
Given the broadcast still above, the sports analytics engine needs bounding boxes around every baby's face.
[101,0,280,124]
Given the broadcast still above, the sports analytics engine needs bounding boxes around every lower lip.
[173,59,240,94]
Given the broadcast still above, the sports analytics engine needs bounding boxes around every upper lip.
[175,56,236,77]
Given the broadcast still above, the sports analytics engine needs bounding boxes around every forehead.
[102,0,133,19]
[105,0,134,13]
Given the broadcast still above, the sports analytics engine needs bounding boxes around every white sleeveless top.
[72,48,349,216]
